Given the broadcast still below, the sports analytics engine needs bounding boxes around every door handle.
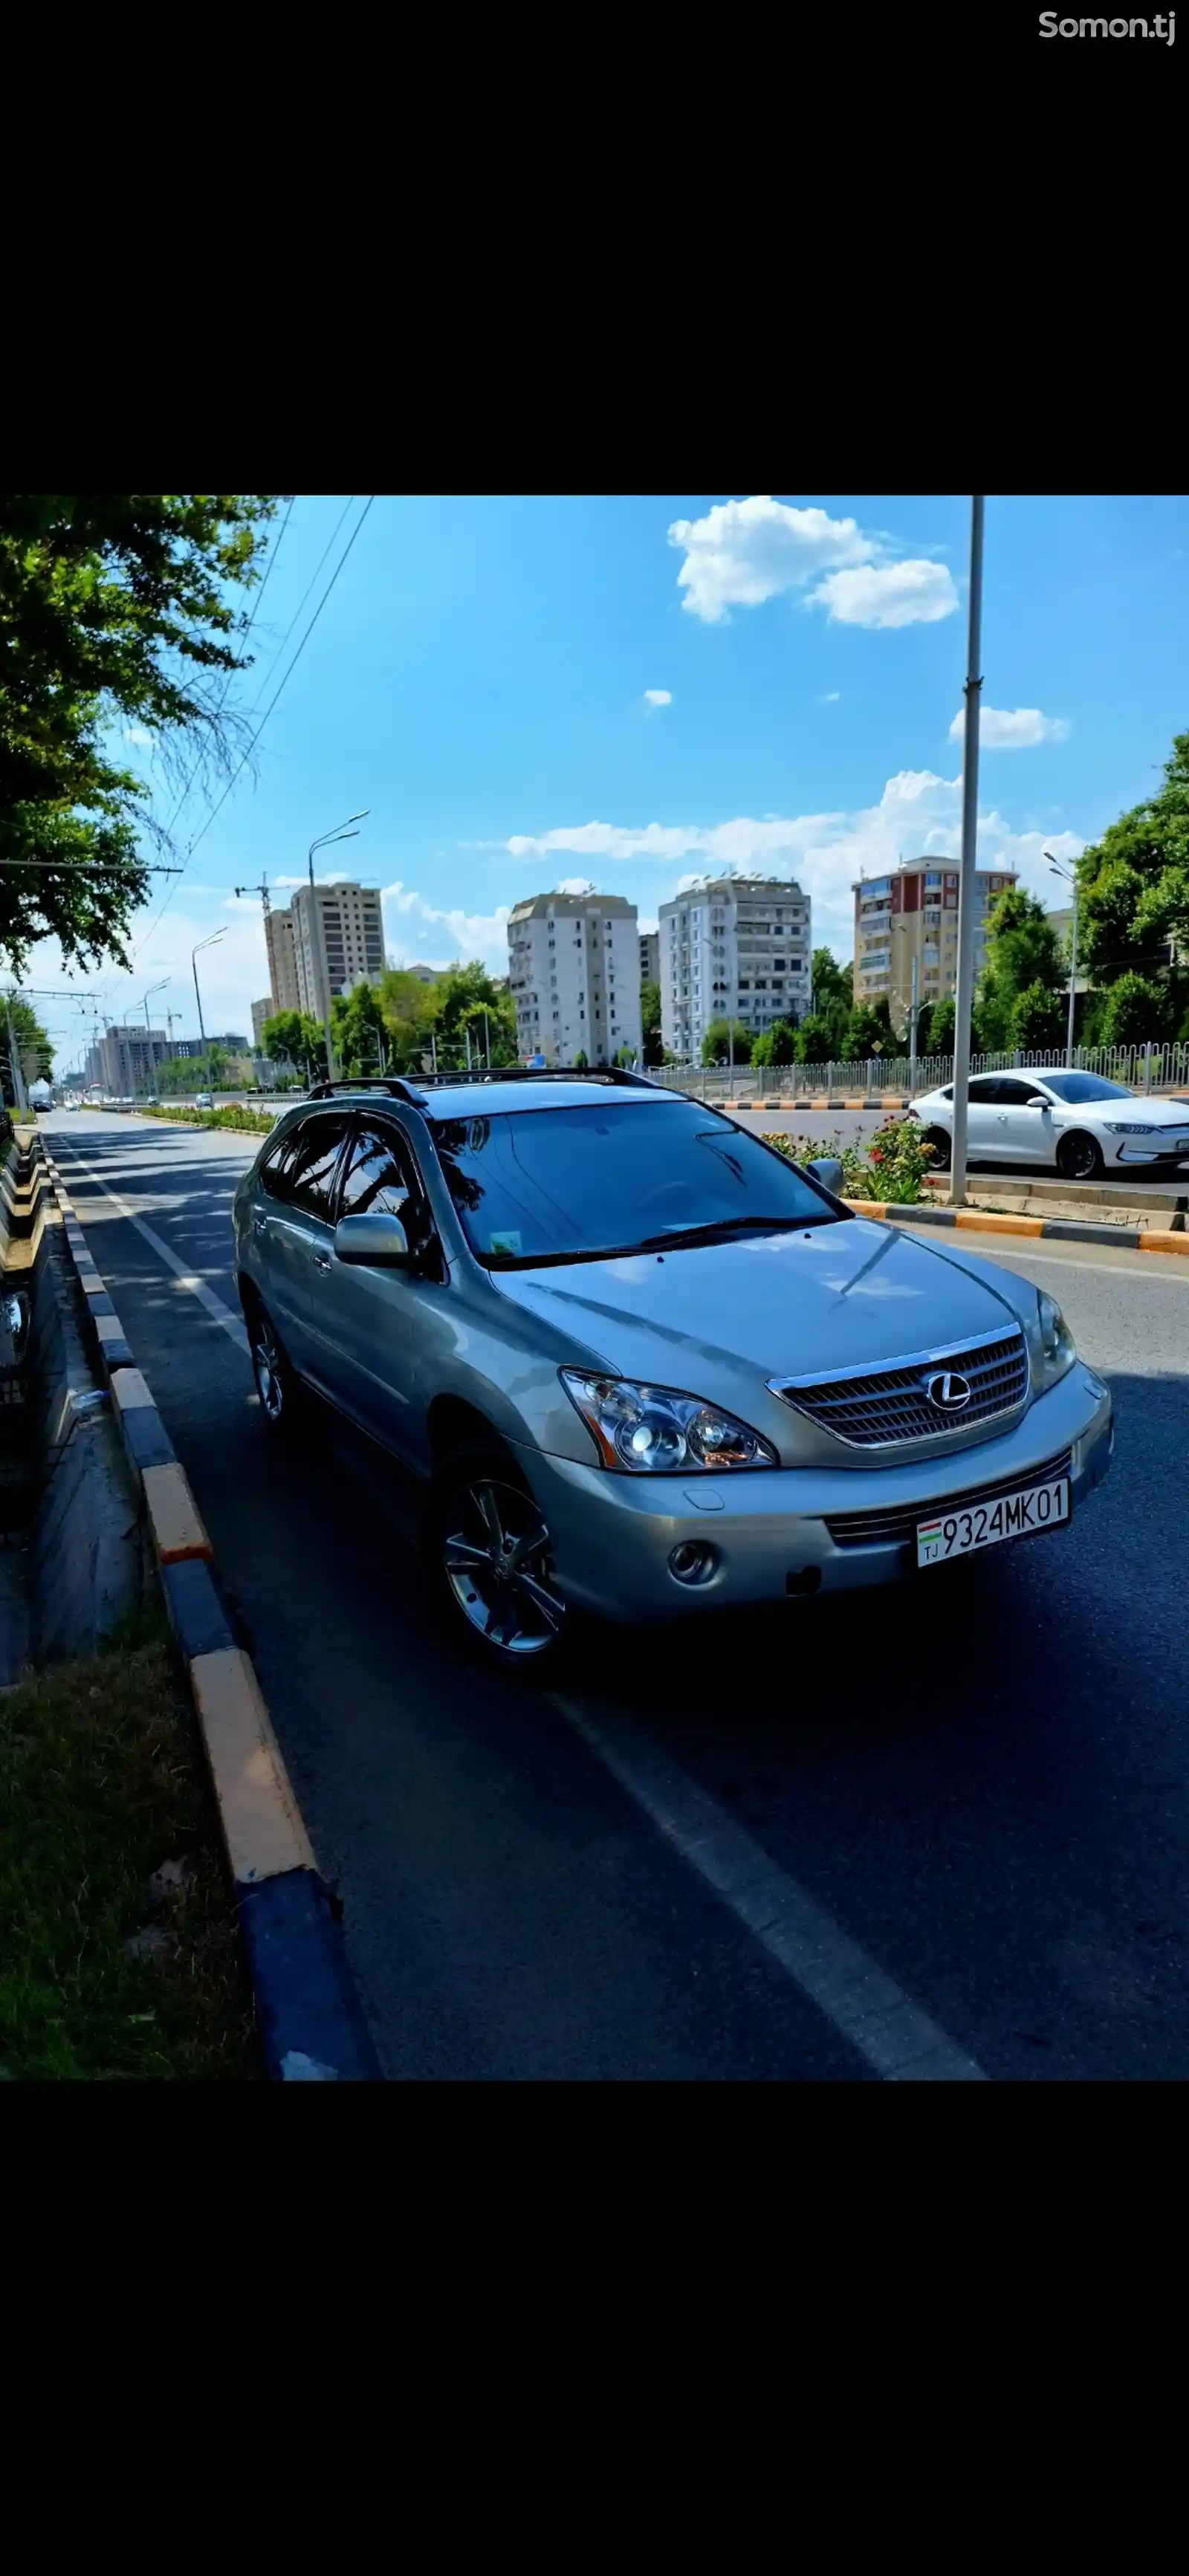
[311,1250,332,1271]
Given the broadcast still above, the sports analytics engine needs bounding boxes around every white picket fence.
[657,1039,1189,1101]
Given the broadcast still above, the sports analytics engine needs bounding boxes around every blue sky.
[33,492,1189,1067]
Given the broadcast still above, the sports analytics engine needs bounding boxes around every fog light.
[668,1540,718,1586]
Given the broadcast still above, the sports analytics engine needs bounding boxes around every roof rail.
[305,1077,428,1106]
[409,1065,658,1091]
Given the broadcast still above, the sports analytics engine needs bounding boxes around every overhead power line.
[161,496,297,840]
[134,496,375,957]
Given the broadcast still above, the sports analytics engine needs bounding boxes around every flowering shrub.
[769,1117,933,1204]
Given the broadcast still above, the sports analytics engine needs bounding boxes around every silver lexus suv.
[232,1070,1112,1674]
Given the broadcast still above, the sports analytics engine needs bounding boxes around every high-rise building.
[84,1025,169,1095]
[290,880,386,1022]
[251,998,273,1046]
[507,891,642,1065]
[265,906,300,1013]
[658,875,811,1062]
[852,859,1018,1023]
[638,929,660,986]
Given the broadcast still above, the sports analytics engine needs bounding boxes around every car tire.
[427,1439,572,1681]
[924,1124,952,1172]
[244,1294,305,1437]
[1056,1131,1104,1182]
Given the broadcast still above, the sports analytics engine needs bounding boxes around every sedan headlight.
[1104,1121,1156,1135]
[560,1370,778,1472]
[1033,1291,1077,1391]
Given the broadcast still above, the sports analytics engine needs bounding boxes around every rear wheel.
[429,1441,569,1678]
[925,1124,952,1172]
[1057,1130,1104,1181]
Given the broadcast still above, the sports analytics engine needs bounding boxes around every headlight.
[560,1370,778,1472]
[1034,1291,1077,1390]
[1104,1121,1156,1134]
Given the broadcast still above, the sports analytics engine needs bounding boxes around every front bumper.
[519,1366,1113,1624]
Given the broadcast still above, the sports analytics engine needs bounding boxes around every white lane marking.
[933,1244,1189,1286]
[53,1145,250,1354]
[549,1693,985,2082]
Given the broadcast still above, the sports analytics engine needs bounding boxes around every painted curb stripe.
[141,1461,215,1566]
[188,1648,317,1887]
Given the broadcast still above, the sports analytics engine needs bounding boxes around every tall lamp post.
[307,808,370,1082]
[140,979,169,1102]
[192,932,225,1101]
[1046,851,1080,1069]
[949,494,985,1209]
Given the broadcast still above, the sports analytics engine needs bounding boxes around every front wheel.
[429,1441,570,1678]
[1057,1131,1104,1181]
[925,1124,952,1172]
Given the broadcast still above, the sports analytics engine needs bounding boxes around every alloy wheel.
[443,1478,566,1657]
[251,1313,285,1423]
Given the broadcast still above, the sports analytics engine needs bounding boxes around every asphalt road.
[45,1109,1189,2080]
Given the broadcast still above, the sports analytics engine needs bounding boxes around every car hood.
[1109,1098,1189,1126]
[490,1218,1026,1385]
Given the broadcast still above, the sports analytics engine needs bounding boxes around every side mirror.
[807,1155,845,1197]
[334,1211,410,1267]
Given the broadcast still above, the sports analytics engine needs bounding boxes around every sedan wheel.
[925,1124,952,1172]
[436,1455,567,1669]
[1057,1130,1104,1182]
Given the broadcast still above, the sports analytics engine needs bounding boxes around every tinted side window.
[997,1080,1044,1105]
[968,1077,1002,1101]
[259,1131,303,1201]
[286,1117,351,1220]
[340,1124,420,1219]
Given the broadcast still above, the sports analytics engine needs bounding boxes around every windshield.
[429,1100,846,1266]
[1040,1073,1132,1103]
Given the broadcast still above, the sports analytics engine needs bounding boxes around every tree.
[1096,970,1168,1047]
[331,981,389,1077]
[641,979,664,1067]
[794,1011,840,1065]
[928,994,956,1054]
[1076,729,1189,1006]
[573,1049,589,1070]
[261,1008,325,1080]
[1011,980,1066,1048]
[976,886,1065,1048]
[843,999,898,1060]
[1,996,54,1103]
[701,1017,752,1065]
[421,964,518,1069]
[0,494,281,976]
[752,1019,798,1068]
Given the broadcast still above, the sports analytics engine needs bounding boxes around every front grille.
[772,1328,1028,1448]
[825,1447,1072,1550]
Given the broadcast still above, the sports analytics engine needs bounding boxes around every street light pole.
[140,979,169,1103]
[192,932,225,1101]
[1046,852,1080,1069]
[306,808,370,1083]
[949,495,985,1207]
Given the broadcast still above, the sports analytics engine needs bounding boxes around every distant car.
[66,1099,82,1112]
[910,1070,1189,1182]
[195,1092,213,1110]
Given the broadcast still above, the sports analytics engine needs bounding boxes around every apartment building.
[251,998,273,1046]
[83,1025,169,1094]
[852,858,1019,1022]
[290,880,386,1022]
[507,891,642,1065]
[265,905,300,1013]
[658,874,811,1061]
[638,929,660,987]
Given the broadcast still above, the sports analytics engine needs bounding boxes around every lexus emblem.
[926,1371,972,1412]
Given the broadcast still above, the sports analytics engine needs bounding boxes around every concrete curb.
[36,1138,381,2081]
[843,1194,1189,1255]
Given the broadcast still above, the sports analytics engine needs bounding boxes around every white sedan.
[910,1070,1189,1182]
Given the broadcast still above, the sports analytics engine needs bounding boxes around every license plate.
[916,1476,1069,1568]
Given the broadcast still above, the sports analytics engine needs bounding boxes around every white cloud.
[380,881,511,974]
[554,877,598,895]
[123,726,152,746]
[641,688,673,710]
[948,704,1070,749]
[811,559,959,627]
[818,690,841,703]
[506,773,1086,962]
[668,496,872,623]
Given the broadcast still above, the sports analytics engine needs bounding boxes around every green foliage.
[0,493,280,974]
[927,993,956,1054]
[1,996,54,1103]
[641,979,664,1067]
[260,1009,325,1079]
[793,1010,842,1065]
[572,1049,589,1070]
[615,1044,636,1068]
[1077,728,1189,997]
[975,886,1065,1049]
[701,1017,752,1065]
[331,981,389,1077]
[1095,970,1169,1047]
[843,999,897,1060]
[1010,980,1066,1048]
[770,1115,935,1205]
[752,1018,799,1068]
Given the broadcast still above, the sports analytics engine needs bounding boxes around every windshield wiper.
[626,1213,839,1253]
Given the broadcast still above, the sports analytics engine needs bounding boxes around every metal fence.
[655,1040,1189,1102]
